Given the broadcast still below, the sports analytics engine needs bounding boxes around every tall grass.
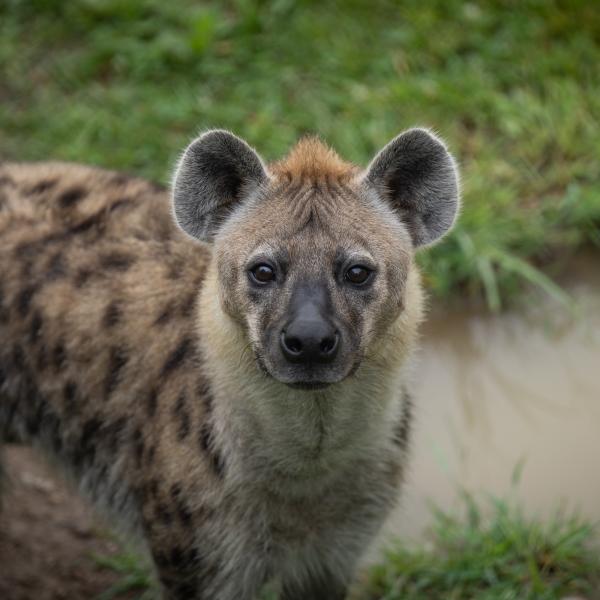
[1,0,599,308]
[363,493,600,600]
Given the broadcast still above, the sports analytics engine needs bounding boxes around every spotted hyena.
[0,128,459,599]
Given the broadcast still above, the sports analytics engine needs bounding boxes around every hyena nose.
[280,322,340,364]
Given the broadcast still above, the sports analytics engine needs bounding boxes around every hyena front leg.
[149,534,268,600]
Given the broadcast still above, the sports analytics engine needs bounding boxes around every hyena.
[0,128,459,599]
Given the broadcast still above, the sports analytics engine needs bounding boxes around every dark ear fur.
[365,128,459,247]
[172,130,267,241]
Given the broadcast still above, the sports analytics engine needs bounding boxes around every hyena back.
[0,128,459,599]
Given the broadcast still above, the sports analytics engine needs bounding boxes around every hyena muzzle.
[0,128,459,599]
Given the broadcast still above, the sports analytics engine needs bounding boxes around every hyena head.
[173,129,459,389]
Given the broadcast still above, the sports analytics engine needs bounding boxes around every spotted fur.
[0,129,459,600]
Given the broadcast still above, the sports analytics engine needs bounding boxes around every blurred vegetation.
[1,0,599,308]
[93,550,155,600]
[362,493,600,600]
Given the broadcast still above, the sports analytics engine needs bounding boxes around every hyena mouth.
[285,381,332,391]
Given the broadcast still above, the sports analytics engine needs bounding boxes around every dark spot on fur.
[45,252,67,280]
[168,258,184,280]
[199,422,225,478]
[69,213,102,235]
[36,343,49,371]
[14,240,39,261]
[132,426,144,467]
[147,388,158,417]
[153,550,170,570]
[198,381,214,416]
[146,444,156,465]
[103,301,122,328]
[197,379,211,399]
[106,416,127,455]
[161,338,193,377]
[52,341,67,372]
[104,346,128,398]
[82,417,102,440]
[156,503,172,526]
[63,381,77,412]
[179,293,197,318]
[27,179,57,195]
[154,302,174,326]
[109,197,134,213]
[74,267,93,287]
[148,479,159,499]
[74,416,102,468]
[170,485,193,526]
[58,186,87,208]
[173,393,190,441]
[46,411,63,453]
[16,284,39,317]
[177,503,193,527]
[100,251,135,272]
[29,311,43,344]
[12,344,25,370]
[172,580,198,600]
[25,390,46,436]
[170,546,184,568]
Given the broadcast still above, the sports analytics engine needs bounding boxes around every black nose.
[280,321,340,364]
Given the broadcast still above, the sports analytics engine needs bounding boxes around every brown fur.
[0,162,219,597]
[0,138,430,599]
[270,137,358,181]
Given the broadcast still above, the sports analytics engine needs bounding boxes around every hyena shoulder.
[0,159,218,538]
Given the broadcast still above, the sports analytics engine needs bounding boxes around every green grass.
[1,0,599,308]
[362,493,600,600]
[92,549,155,600]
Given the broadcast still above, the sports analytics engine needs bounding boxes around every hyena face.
[173,129,458,388]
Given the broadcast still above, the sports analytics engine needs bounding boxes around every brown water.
[384,256,600,542]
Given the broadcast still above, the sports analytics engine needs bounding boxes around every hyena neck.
[197,263,423,485]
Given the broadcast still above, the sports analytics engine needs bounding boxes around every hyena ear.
[172,130,268,241]
[364,128,459,247]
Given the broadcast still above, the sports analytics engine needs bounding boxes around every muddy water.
[383,256,600,543]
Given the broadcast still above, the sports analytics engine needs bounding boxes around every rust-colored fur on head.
[270,136,357,181]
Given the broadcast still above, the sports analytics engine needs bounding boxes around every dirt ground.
[0,444,137,600]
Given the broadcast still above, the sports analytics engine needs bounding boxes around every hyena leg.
[151,539,268,600]
[280,570,349,600]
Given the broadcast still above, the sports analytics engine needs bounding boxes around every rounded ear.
[364,128,459,247]
[172,130,268,241]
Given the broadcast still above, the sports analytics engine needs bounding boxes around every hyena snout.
[279,282,341,369]
[280,305,340,365]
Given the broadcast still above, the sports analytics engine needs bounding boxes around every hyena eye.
[345,265,372,285]
[250,263,276,284]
